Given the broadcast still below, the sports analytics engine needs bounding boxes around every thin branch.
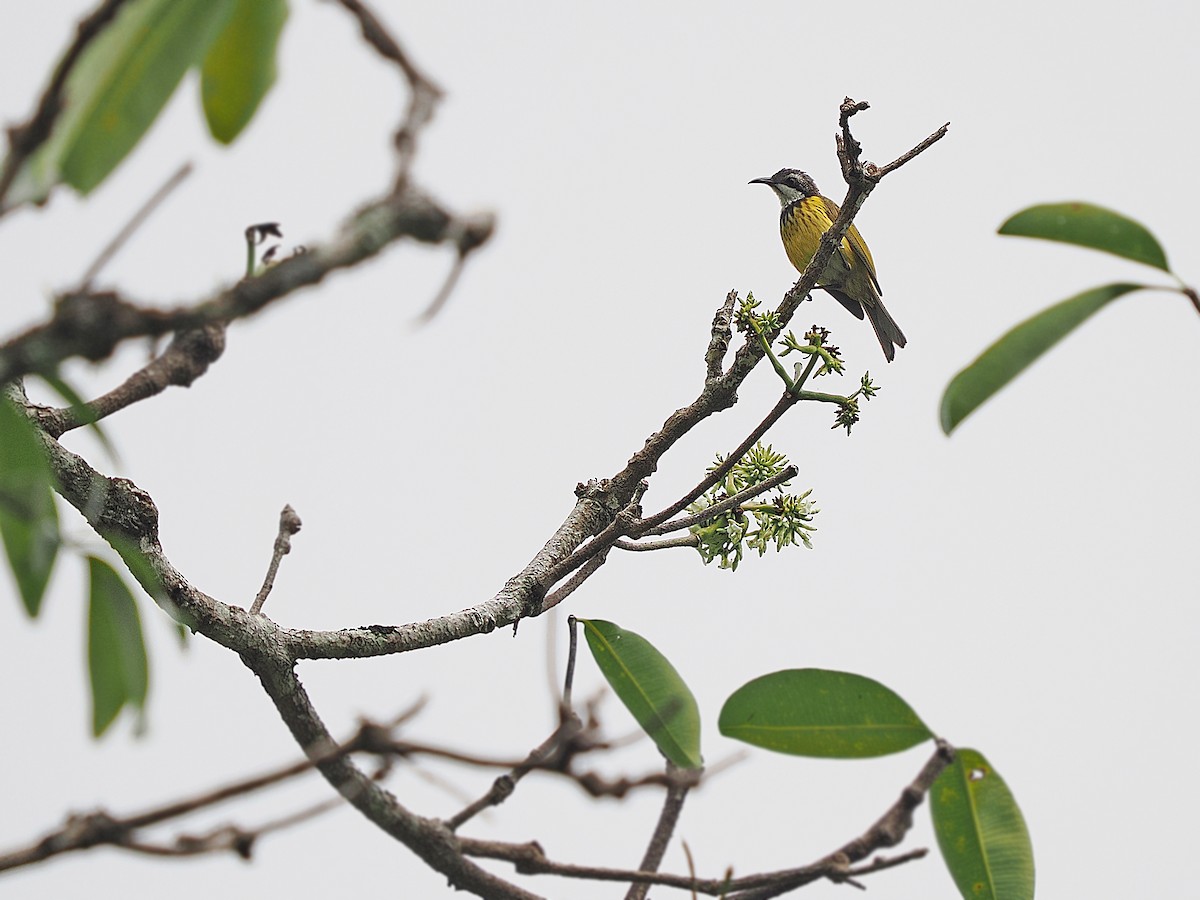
[635,395,798,533]
[37,323,227,438]
[538,551,608,614]
[413,216,492,324]
[77,162,193,292]
[876,122,951,177]
[614,535,698,552]
[457,838,919,896]
[0,196,496,385]
[728,740,955,899]
[564,616,580,706]
[329,0,443,184]
[251,655,544,900]
[0,716,380,873]
[0,0,134,212]
[250,505,303,615]
[413,250,468,325]
[458,743,951,897]
[625,763,691,900]
[636,465,798,538]
[444,714,583,832]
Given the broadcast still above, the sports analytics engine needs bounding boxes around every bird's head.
[749,168,819,206]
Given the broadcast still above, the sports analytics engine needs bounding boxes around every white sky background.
[2,1,1198,897]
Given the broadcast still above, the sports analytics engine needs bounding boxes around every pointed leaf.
[1000,202,1169,271]
[940,282,1144,434]
[107,534,187,646]
[0,397,60,617]
[88,557,149,737]
[931,748,1035,900]
[9,0,237,202]
[200,0,289,144]
[579,619,702,769]
[718,668,931,758]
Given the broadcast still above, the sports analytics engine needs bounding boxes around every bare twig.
[413,217,493,324]
[413,251,468,325]
[458,743,951,897]
[77,162,194,291]
[37,323,226,438]
[728,740,955,899]
[614,535,698,552]
[0,718,373,873]
[876,123,951,178]
[625,762,692,900]
[564,616,580,706]
[538,552,608,614]
[250,505,303,615]
[329,0,443,184]
[444,714,583,832]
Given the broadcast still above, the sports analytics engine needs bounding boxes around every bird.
[750,168,906,362]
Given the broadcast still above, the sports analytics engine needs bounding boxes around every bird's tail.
[864,286,906,363]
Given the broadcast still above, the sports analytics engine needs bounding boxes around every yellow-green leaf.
[940,282,1144,434]
[931,748,1035,900]
[718,668,931,758]
[579,619,702,770]
[88,556,149,737]
[0,397,59,617]
[1000,202,1169,272]
[201,0,289,144]
[9,0,237,202]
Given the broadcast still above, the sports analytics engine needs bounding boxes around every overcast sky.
[3,1,1198,898]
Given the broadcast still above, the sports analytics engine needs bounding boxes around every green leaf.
[940,283,1144,434]
[999,202,1169,272]
[0,397,60,617]
[931,748,1035,900]
[9,0,237,202]
[200,0,289,144]
[107,534,188,646]
[579,619,702,770]
[718,668,931,758]
[88,556,150,737]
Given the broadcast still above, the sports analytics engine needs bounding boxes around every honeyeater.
[750,168,906,362]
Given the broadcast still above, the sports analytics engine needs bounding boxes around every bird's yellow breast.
[779,197,849,278]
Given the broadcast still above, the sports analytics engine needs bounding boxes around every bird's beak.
[748,176,774,186]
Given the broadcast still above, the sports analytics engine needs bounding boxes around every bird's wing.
[819,195,882,296]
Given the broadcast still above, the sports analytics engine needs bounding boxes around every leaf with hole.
[200,0,289,143]
[931,748,1034,900]
[1000,202,1169,271]
[88,556,150,737]
[0,397,60,617]
[579,619,702,770]
[718,668,931,758]
[940,282,1144,434]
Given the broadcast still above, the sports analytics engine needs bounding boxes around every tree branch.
[625,762,691,900]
